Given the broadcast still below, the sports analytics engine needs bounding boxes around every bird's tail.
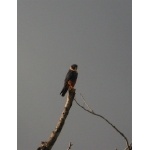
[60,85,68,97]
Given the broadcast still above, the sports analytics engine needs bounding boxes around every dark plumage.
[60,64,78,97]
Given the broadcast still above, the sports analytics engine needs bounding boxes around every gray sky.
[17,0,132,150]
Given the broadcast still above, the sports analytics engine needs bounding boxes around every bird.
[60,64,78,97]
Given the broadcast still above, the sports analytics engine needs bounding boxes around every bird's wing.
[64,70,73,82]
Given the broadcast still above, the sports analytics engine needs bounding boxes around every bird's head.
[70,64,78,71]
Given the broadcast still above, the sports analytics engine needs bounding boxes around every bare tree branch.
[124,143,132,150]
[67,142,73,150]
[36,90,131,150]
[74,95,131,150]
[37,89,76,150]
[80,93,93,112]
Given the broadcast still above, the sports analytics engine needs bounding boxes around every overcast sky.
[18,0,132,150]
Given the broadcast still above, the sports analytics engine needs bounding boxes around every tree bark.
[37,89,76,150]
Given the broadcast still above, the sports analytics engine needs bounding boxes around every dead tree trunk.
[37,89,76,150]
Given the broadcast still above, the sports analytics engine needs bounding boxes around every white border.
[133,0,150,149]
[0,0,17,149]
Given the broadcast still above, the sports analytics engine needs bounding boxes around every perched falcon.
[60,64,78,97]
